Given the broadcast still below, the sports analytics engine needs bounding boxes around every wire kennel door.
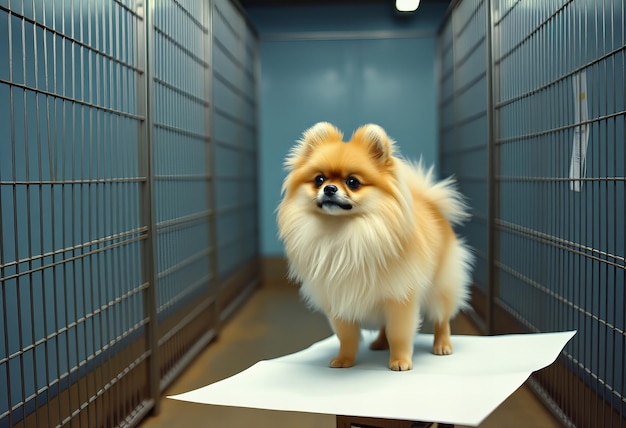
[438,0,625,427]
[149,0,217,393]
[0,0,258,427]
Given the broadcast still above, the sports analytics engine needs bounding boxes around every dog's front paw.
[329,356,355,368]
[389,358,413,371]
[432,339,453,355]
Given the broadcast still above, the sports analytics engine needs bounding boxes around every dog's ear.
[351,124,395,163]
[285,122,343,170]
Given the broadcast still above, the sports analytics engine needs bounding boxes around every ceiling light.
[395,0,420,12]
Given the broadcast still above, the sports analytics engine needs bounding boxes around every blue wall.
[245,3,449,256]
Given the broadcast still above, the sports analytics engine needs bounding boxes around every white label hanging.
[569,71,590,192]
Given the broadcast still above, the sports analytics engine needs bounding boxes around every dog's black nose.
[323,185,338,196]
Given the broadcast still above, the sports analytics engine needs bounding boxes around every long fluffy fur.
[277,122,473,368]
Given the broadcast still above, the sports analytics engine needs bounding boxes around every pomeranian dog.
[277,122,473,371]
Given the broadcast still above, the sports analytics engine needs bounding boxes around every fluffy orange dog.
[277,122,472,371]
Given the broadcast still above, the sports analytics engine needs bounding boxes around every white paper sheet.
[169,330,575,426]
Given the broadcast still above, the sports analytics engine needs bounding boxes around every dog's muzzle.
[317,195,353,211]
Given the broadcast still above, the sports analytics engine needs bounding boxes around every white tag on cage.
[569,71,590,192]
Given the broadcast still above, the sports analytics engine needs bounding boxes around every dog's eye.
[314,175,326,187]
[346,176,361,190]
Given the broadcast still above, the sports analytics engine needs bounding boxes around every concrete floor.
[140,282,562,428]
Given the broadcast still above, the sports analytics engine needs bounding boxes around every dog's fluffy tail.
[408,160,471,225]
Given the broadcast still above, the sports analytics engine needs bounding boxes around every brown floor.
[140,282,562,428]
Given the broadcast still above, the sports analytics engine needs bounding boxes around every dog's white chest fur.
[287,215,432,325]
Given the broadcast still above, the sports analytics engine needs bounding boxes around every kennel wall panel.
[497,3,625,424]
[150,0,218,391]
[0,0,259,425]
[438,0,491,299]
[439,0,626,425]
[213,0,260,282]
